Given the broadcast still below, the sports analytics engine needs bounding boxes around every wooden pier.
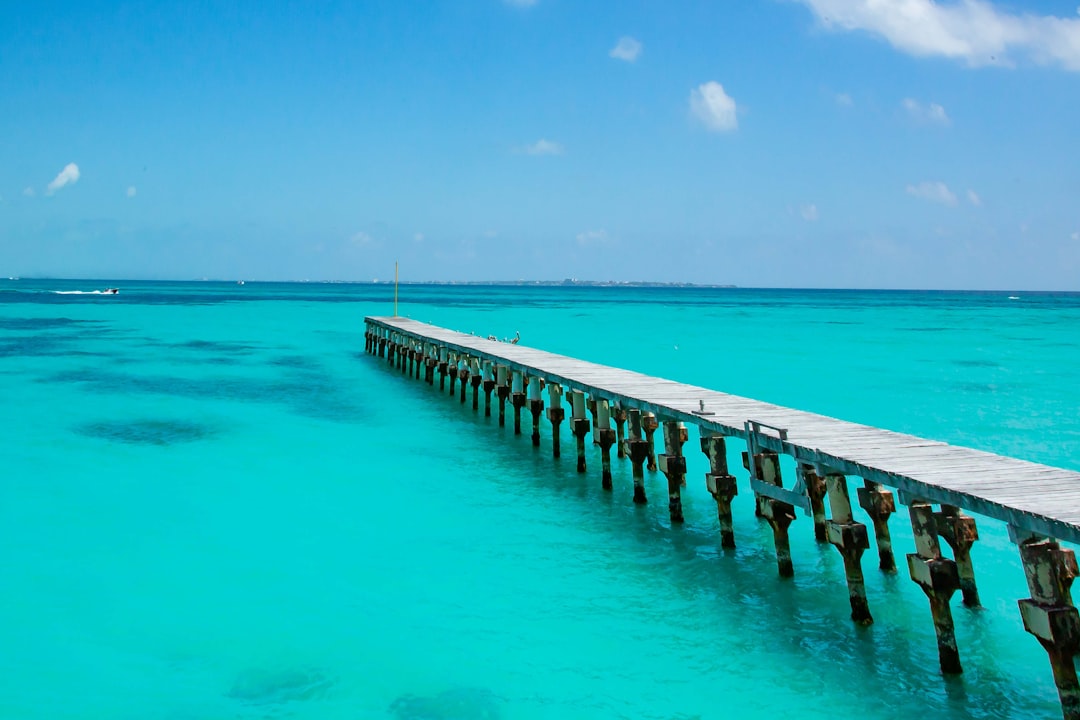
[365,316,1080,719]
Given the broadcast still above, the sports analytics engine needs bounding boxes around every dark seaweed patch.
[0,317,98,331]
[76,419,213,445]
[42,366,362,423]
[390,688,501,720]
[953,359,1001,369]
[269,354,317,369]
[177,339,259,354]
[0,334,107,358]
[227,668,336,706]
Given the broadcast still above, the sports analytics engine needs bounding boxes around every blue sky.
[2,0,1078,289]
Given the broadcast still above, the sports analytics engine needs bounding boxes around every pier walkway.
[365,316,1080,720]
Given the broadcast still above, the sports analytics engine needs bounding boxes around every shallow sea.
[2,279,1080,719]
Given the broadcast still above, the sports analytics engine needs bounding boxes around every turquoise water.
[3,279,1080,719]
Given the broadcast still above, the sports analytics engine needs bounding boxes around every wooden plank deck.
[367,316,1080,544]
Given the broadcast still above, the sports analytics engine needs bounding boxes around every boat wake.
[52,289,119,295]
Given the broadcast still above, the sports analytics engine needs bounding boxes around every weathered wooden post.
[701,433,737,548]
[528,376,544,447]
[568,390,590,473]
[1018,538,1080,720]
[547,383,564,458]
[594,398,616,490]
[906,501,963,675]
[935,505,981,606]
[858,480,897,573]
[824,471,873,624]
[626,409,649,504]
[658,420,688,523]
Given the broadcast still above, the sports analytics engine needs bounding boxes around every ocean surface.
[2,278,1080,720]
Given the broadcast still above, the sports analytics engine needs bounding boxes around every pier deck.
[367,316,1080,544]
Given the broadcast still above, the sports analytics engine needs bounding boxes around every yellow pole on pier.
[394,261,399,317]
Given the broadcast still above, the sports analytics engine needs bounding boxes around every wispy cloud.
[23,186,35,198]
[503,0,537,7]
[576,229,611,246]
[610,36,642,62]
[1072,231,1080,241]
[690,81,738,132]
[801,204,819,221]
[967,189,981,206]
[127,186,137,198]
[835,92,854,106]
[350,231,376,247]
[796,0,1080,71]
[46,163,80,195]
[907,181,958,206]
[520,139,564,156]
[902,98,951,125]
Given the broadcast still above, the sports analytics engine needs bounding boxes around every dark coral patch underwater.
[75,419,214,446]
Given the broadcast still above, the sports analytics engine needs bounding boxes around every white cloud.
[520,139,564,156]
[796,0,1080,71]
[902,98,951,125]
[23,186,35,197]
[835,92,854,106]
[350,231,375,247]
[967,189,981,206]
[576,229,610,246]
[690,81,738,132]
[46,163,80,195]
[906,181,958,206]
[610,36,642,62]
[801,204,819,221]
[126,186,137,198]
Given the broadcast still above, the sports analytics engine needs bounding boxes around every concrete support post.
[496,366,509,427]
[482,361,495,417]
[614,405,627,459]
[569,390,589,473]
[642,412,659,472]
[935,504,981,607]
[458,357,470,405]
[825,472,873,625]
[414,346,421,379]
[1018,539,1080,720]
[857,480,897,573]
[437,347,448,390]
[528,376,544,447]
[626,409,648,504]
[447,353,458,395]
[758,452,796,577]
[657,421,688,524]
[906,501,963,675]
[511,371,526,435]
[547,384,564,458]
[594,399,616,490]
[586,397,599,445]
[470,359,482,411]
[800,464,828,542]
[700,434,738,548]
